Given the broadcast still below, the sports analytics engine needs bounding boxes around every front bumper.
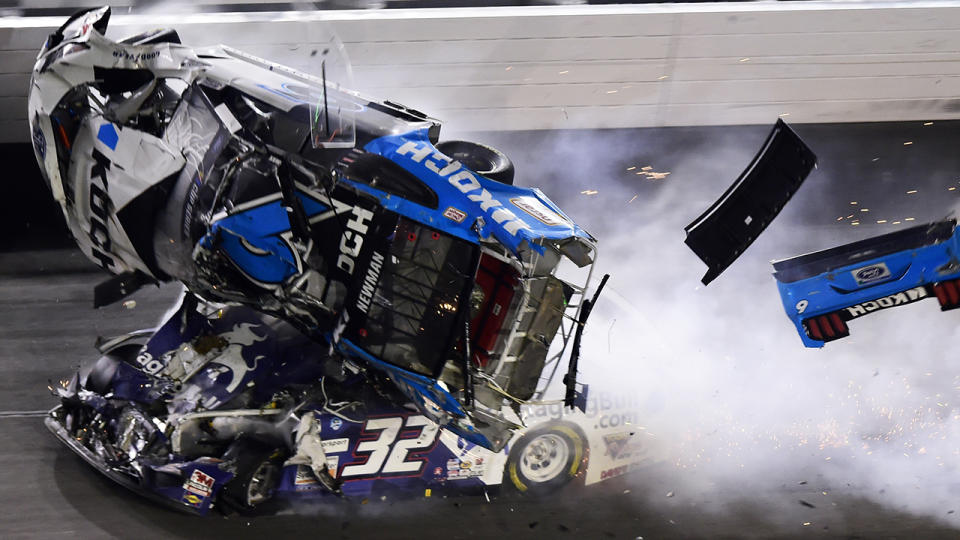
[44,406,207,516]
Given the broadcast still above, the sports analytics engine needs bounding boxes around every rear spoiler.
[685,119,816,285]
[773,219,960,347]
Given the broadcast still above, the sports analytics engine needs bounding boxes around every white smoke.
[468,124,960,532]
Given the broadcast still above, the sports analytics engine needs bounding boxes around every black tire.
[506,422,587,494]
[218,439,288,514]
[435,140,515,185]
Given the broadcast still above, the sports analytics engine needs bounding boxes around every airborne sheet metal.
[773,220,960,347]
[684,119,816,285]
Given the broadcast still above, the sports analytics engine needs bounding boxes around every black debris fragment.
[558,524,570,532]
[800,500,817,509]
[529,522,539,529]
[798,481,808,485]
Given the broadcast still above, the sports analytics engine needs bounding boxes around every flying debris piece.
[772,219,960,347]
[684,119,817,285]
[122,300,136,309]
[799,500,816,508]
[666,491,675,497]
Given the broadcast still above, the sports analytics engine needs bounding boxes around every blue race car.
[33,7,608,513]
[772,219,960,347]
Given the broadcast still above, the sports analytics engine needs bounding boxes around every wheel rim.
[519,433,570,483]
[245,461,279,506]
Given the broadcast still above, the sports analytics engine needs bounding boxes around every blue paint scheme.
[776,225,960,347]
[201,192,331,284]
[363,129,592,259]
[97,122,118,150]
[198,127,592,289]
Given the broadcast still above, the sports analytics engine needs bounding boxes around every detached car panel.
[773,219,960,347]
[685,119,817,285]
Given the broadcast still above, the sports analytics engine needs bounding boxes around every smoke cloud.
[465,121,960,532]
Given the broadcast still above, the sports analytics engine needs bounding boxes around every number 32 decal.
[341,415,440,477]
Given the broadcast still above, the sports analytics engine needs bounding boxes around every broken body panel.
[773,219,960,347]
[685,119,817,285]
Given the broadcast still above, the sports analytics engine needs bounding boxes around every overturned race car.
[31,7,615,513]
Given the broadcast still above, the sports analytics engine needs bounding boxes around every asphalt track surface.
[3,258,960,540]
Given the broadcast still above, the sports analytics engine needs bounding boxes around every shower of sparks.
[665,374,960,474]
[924,122,934,126]
[907,190,918,194]
[628,195,638,204]
[904,141,914,146]
[581,190,598,195]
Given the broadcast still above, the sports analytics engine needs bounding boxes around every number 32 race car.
[30,7,649,514]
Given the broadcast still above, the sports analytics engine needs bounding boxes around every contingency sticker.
[510,196,566,226]
[184,469,215,497]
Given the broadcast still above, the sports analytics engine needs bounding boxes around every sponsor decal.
[600,463,640,481]
[295,465,318,486]
[443,206,467,223]
[598,412,638,429]
[182,493,203,507]
[112,49,161,62]
[336,205,374,275]
[329,417,343,431]
[87,149,116,270]
[208,323,267,393]
[356,251,384,314]
[394,141,532,237]
[510,196,566,227]
[183,469,215,498]
[521,391,642,421]
[852,262,891,285]
[602,432,645,461]
[340,415,440,478]
[321,437,350,454]
[32,122,45,160]
[135,350,164,375]
[843,286,928,319]
[445,457,484,480]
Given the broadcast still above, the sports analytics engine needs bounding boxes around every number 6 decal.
[341,415,439,477]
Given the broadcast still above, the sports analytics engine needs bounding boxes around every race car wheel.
[218,439,287,514]
[435,140,515,185]
[507,423,587,494]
